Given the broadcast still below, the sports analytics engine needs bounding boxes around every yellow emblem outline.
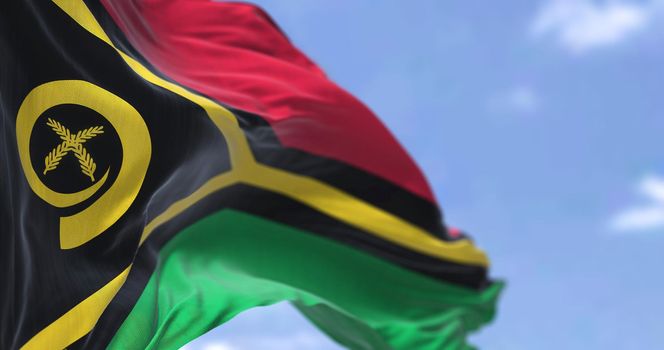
[16,80,151,250]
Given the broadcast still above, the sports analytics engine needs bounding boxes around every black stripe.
[79,183,490,350]
[84,0,458,241]
[233,108,453,238]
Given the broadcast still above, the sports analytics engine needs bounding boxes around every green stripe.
[108,210,502,350]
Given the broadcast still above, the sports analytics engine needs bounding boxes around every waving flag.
[0,1,502,349]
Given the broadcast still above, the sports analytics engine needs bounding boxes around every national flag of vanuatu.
[0,1,502,349]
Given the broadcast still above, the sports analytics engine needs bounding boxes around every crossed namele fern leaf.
[72,143,98,182]
[43,143,68,175]
[42,118,104,182]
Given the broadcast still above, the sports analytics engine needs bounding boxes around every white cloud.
[185,332,333,350]
[200,342,236,350]
[248,332,325,349]
[610,175,664,232]
[531,0,655,53]
[640,175,664,202]
[488,85,540,115]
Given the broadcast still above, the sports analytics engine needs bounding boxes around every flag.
[0,1,502,349]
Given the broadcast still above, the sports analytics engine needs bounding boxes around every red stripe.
[101,0,435,202]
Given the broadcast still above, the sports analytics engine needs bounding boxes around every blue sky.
[186,1,664,349]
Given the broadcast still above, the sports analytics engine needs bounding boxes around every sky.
[185,1,664,349]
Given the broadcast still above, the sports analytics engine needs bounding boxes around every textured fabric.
[0,1,500,349]
[100,0,435,201]
[108,210,502,350]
